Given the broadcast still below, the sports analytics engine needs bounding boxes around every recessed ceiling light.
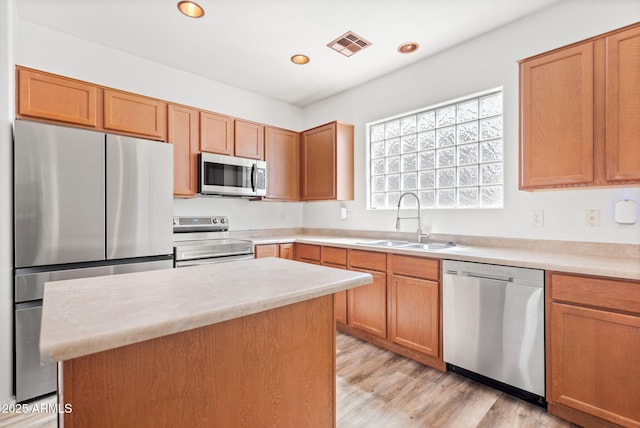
[177,1,205,18]
[398,42,419,54]
[291,54,310,65]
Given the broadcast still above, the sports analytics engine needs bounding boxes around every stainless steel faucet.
[396,192,427,242]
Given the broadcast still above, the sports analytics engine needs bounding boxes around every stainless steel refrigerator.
[13,120,174,402]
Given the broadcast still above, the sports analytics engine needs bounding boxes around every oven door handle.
[175,254,254,267]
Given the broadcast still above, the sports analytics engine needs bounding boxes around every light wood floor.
[0,332,579,428]
[336,333,577,428]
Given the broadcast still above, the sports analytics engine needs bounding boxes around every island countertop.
[40,257,372,364]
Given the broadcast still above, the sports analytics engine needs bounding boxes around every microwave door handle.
[251,164,257,192]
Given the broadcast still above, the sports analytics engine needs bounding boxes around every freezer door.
[14,259,173,402]
[14,120,106,268]
[106,135,173,259]
[15,302,56,402]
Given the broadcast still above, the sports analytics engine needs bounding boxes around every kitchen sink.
[357,240,413,247]
[403,242,456,251]
[356,240,456,251]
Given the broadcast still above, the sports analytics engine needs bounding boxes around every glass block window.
[368,89,503,209]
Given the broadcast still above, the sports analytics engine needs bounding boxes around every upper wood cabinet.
[547,272,640,427]
[264,126,300,201]
[301,121,354,201]
[168,104,199,197]
[605,25,640,182]
[200,111,234,155]
[17,68,99,128]
[103,89,167,140]
[519,23,640,190]
[234,120,264,160]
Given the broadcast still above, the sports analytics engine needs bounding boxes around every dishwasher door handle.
[447,270,514,283]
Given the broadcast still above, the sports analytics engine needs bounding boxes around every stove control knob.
[220,218,227,224]
[212,218,218,224]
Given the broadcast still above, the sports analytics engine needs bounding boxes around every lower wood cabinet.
[321,247,349,325]
[293,244,445,371]
[294,243,321,265]
[348,250,387,339]
[388,275,439,358]
[547,272,640,427]
[255,243,294,260]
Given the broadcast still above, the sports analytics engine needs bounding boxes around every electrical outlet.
[586,209,600,227]
[530,209,544,227]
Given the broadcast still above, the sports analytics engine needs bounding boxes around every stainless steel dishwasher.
[442,260,545,405]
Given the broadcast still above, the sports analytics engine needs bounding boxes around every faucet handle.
[395,217,401,230]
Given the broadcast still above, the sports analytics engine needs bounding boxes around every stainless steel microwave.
[198,153,267,197]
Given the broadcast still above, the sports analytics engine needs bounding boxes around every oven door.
[175,253,255,267]
[199,153,263,197]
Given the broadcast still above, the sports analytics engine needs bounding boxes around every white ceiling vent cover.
[327,31,372,57]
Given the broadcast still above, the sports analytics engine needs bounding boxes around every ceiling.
[16,0,560,107]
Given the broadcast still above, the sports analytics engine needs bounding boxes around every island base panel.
[62,295,336,427]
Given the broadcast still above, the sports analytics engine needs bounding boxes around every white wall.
[14,19,306,231]
[0,0,15,405]
[302,0,640,244]
[173,197,303,231]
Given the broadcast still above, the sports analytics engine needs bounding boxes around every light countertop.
[251,235,640,281]
[40,257,372,363]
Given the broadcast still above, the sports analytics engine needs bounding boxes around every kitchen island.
[40,257,372,427]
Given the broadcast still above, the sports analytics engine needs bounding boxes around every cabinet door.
[605,25,640,182]
[279,243,294,260]
[549,302,640,426]
[103,89,167,140]
[168,105,199,197]
[348,268,386,339]
[389,275,439,357]
[264,127,300,201]
[322,247,349,325]
[295,243,321,264]
[520,43,594,188]
[322,261,348,325]
[17,68,98,127]
[235,120,264,160]
[255,244,279,258]
[200,111,234,155]
[301,123,336,200]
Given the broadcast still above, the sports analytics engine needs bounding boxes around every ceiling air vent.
[327,31,371,57]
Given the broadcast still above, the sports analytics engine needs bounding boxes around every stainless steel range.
[173,216,254,267]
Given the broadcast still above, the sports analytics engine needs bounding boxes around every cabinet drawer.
[296,244,320,262]
[389,254,439,281]
[550,273,640,314]
[321,247,347,266]
[349,250,386,272]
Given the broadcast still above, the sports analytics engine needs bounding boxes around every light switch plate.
[586,209,600,227]
[530,209,544,227]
